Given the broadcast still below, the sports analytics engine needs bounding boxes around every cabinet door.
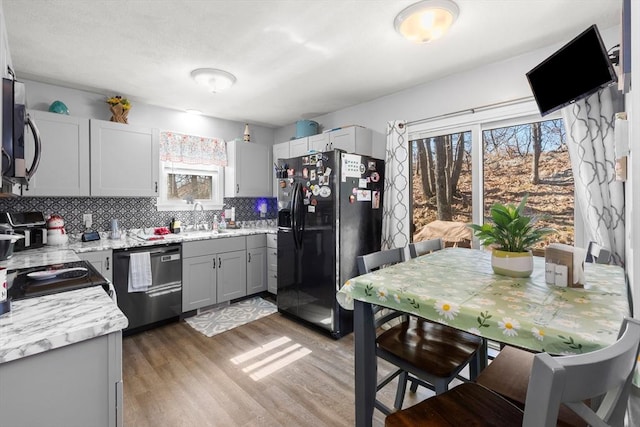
[225,140,270,197]
[289,137,309,157]
[267,247,277,294]
[24,111,90,196]
[308,133,330,152]
[328,127,373,156]
[182,255,216,311]
[247,246,267,295]
[328,128,356,153]
[78,250,113,283]
[90,120,159,197]
[216,250,247,302]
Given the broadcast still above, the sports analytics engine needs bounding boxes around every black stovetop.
[7,260,109,301]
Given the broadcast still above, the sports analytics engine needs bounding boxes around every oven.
[113,243,182,334]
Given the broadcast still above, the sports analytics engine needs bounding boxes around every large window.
[409,101,575,250]
[483,119,573,249]
[411,131,472,243]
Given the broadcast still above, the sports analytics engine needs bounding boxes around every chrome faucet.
[193,201,205,230]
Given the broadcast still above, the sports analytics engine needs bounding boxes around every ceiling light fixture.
[190,68,237,93]
[394,0,459,43]
[185,109,202,115]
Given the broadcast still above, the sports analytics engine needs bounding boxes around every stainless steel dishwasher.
[113,243,182,333]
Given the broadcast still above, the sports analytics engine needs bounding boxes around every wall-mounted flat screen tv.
[526,24,617,116]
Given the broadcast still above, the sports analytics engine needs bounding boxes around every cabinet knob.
[219,257,222,269]
[236,184,240,194]
[106,257,110,270]
[213,258,216,269]
[248,253,252,262]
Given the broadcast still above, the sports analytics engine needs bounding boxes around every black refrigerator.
[276,150,385,338]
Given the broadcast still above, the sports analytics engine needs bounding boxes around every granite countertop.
[69,227,277,254]
[0,286,128,364]
[0,226,277,365]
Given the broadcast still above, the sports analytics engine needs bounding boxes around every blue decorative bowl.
[48,100,70,115]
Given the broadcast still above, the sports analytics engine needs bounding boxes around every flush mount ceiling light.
[394,0,459,43]
[190,68,237,93]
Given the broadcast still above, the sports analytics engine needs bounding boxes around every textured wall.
[0,196,276,233]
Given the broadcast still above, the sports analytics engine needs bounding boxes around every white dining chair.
[385,317,640,427]
[408,238,444,258]
[586,241,611,264]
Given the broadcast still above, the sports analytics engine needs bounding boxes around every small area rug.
[185,297,277,338]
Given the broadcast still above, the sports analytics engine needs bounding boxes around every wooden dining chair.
[357,247,484,415]
[385,317,640,427]
[475,346,586,427]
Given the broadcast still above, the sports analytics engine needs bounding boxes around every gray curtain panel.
[562,87,625,266]
[382,120,410,250]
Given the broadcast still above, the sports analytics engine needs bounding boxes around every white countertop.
[0,286,128,364]
[0,227,276,365]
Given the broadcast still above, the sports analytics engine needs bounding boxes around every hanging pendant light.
[394,0,459,43]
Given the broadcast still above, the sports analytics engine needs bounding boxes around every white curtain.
[382,120,411,250]
[562,88,625,266]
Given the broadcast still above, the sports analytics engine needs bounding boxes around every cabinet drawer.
[267,273,277,294]
[268,251,277,271]
[246,234,267,250]
[182,236,246,258]
[267,234,277,248]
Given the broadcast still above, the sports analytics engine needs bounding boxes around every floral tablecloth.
[337,248,629,355]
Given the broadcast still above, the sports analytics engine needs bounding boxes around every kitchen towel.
[128,252,152,292]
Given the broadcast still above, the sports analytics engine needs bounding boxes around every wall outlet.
[83,213,93,229]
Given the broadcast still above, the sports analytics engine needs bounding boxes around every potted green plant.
[469,195,555,278]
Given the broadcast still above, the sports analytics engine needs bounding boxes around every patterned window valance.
[159,130,227,166]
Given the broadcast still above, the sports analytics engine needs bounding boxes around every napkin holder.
[544,243,586,288]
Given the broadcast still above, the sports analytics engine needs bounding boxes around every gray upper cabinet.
[225,140,270,197]
[308,133,330,152]
[328,127,372,156]
[90,119,159,197]
[289,137,308,157]
[24,110,90,196]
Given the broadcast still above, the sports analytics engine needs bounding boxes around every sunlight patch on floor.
[230,336,312,381]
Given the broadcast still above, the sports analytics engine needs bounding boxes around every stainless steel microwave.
[2,77,41,185]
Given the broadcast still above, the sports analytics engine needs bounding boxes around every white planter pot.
[491,249,533,278]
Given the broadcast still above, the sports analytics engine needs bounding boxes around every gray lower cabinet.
[247,234,267,294]
[182,254,216,311]
[182,236,246,312]
[0,331,123,427]
[267,234,277,294]
[79,249,113,282]
[217,249,247,302]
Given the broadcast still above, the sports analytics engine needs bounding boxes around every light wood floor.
[123,312,432,427]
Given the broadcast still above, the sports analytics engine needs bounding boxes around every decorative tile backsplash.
[0,196,277,233]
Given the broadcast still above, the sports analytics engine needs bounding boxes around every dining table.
[336,247,630,427]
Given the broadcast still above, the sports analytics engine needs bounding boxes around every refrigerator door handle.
[294,183,305,249]
[291,183,299,250]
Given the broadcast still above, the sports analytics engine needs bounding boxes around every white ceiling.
[2,0,621,128]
